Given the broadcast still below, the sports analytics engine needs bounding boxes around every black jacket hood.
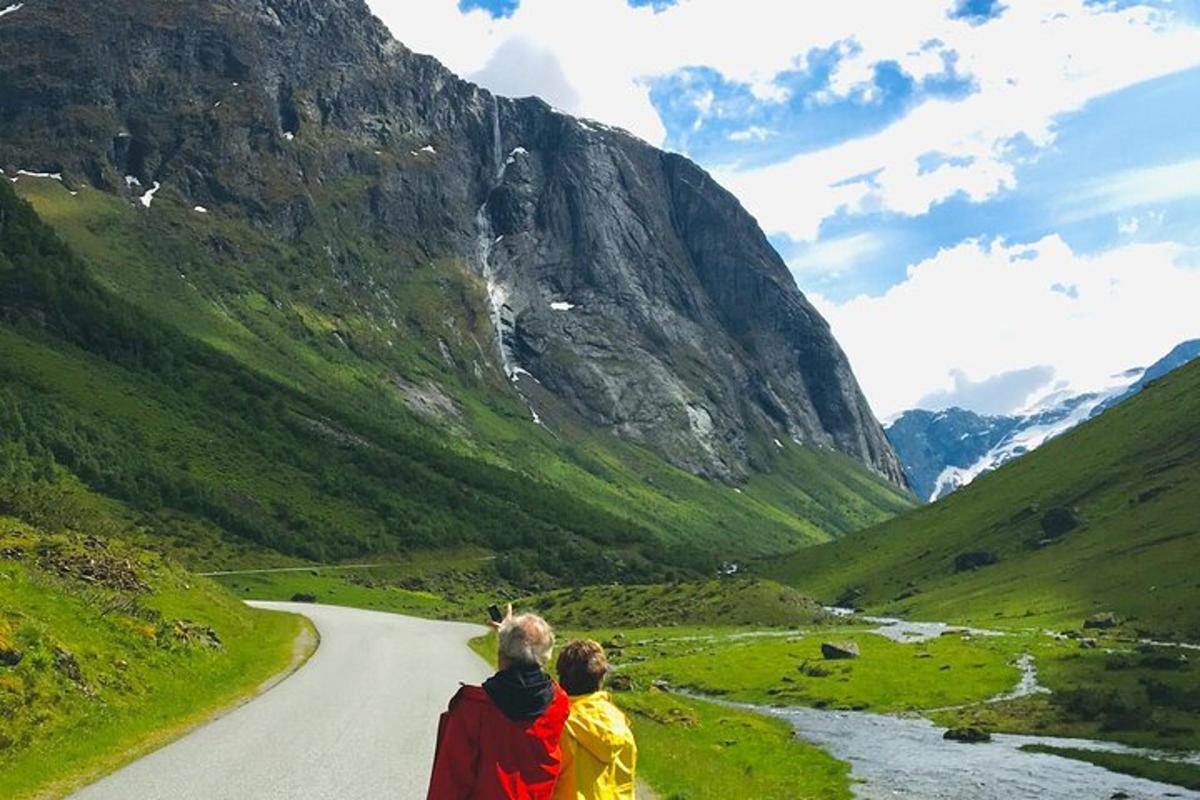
[483,665,557,721]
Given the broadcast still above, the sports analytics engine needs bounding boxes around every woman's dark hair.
[555,639,609,696]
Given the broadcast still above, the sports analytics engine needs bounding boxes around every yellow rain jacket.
[552,691,637,800]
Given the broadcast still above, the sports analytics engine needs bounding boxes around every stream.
[761,704,1199,799]
[748,610,1200,798]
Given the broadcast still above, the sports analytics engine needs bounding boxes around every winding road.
[71,602,490,800]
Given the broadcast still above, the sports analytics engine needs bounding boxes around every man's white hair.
[498,613,555,668]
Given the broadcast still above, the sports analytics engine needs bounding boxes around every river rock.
[834,586,866,608]
[943,726,992,743]
[821,641,860,660]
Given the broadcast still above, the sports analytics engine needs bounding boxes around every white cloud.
[728,126,775,142]
[811,235,1200,418]
[723,5,1200,240]
[787,232,883,278]
[916,365,1058,416]
[1063,158,1200,222]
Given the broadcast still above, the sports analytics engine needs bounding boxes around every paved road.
[72,602,490,800]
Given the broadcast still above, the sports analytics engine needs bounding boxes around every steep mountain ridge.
[0,0,904,486]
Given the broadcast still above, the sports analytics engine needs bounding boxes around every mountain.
[1090,339,1200,416]
[768,356,1200,641]
[0,0,911,580]
[887,340,1200,501]
[0,0,903,488]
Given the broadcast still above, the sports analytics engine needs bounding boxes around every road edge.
[37,610,319,800]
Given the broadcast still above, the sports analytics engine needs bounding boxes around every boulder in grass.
[1084,612,1118,630]
[290,592,318,603]
[1040,507,1082,539]
[607,674,634,692]
[821,641,860,660]
[954,551,998,572]
[0,646,22,667]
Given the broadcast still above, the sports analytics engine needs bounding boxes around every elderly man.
[427,606,569,800]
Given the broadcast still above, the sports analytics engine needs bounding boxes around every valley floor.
[219,565,1200,799]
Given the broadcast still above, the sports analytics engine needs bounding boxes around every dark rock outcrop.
[0,0,905,485]
[1084,612,1119,630]
[821,641,860,660]
[1040,507,1082,539]
[954,551,998,572]
[0,645,22,667]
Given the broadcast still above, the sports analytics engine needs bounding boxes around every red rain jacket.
[427,683,570,799]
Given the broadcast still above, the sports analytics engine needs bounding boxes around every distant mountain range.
[887,340,1200,501]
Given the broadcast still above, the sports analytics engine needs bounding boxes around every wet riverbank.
[764,704,1199,799]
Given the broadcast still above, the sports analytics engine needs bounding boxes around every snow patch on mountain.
[928,388,1120,501]
[891,341,1200,502]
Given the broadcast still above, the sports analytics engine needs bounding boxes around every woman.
[552,640,637,800]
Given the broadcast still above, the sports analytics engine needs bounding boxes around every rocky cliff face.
[0,0,905,486]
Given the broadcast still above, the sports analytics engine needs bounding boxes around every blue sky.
[372,0,1200,417]
[768,65,1200,302]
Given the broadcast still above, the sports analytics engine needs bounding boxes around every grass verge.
[0,519,314,799]
[1019,744,1200,791]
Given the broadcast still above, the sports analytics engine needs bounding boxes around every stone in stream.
[821,641,860,660]
[943,726,992,743]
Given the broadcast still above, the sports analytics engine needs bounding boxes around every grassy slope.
[766,357,1200,641]
[520,579,831,628]
[213,550,505,620]
[0,517,309,799]
[613,628,1018,712]
[9,176,911,572]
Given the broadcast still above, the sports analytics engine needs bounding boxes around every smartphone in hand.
[487,604,503,623]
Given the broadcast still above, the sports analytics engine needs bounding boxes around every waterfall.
[470,93,541,424]
[474,203,516,380]
[491,95,503,180]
